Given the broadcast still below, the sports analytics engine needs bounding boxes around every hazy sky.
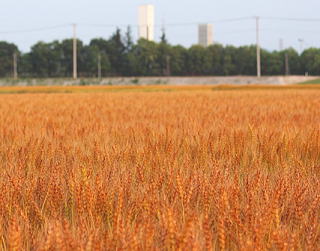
[0,0,319,52]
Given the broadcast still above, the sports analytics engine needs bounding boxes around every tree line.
[0,28,319,78]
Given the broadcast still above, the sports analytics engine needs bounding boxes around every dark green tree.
[207,44,224,75]
[187,45,212,75]
[28,41,63,77]
[81,45,111,77]
[280,48,301,75]
[170,45,188,76]
[157,30,172,76]
[59,39,84,77]
[300,48,320,75]
[222,46,237,75]
[0,42,19,77]
[0,29,311,78]
[129,39,160,76]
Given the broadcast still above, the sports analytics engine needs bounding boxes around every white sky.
[0,0,319,52]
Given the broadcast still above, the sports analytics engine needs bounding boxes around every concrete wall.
[0,76,317,87]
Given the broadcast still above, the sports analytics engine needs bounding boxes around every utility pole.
[256,16,261,77]
[73,24,78,80]
[161,17,166,36]
[298,38,304,54]
[13,52,18,79]
[279,38,284,51]
[285,53,290,76]
[97,53,102,79]
[165,55,171,76]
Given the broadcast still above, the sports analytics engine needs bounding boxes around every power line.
[76,17,253,29]
[78,23,133,28]
[250,27,320,34]
[0,24,71,34]
[1,16,320,35]
[79,16,320,29]
[80,17,253,28]
[217,28,256,35]
[160,17,253,27]
[261,17,320,22]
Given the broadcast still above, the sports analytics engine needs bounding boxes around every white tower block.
[138,5,155,41]
[198,24,213,47]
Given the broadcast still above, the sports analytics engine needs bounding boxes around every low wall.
[0,76,317,86]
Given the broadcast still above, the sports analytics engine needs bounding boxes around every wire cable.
[0,24,71,34]
[262,17,320,22]
[1,16,320,35]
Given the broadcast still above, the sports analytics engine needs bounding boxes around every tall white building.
[198,24,213,47]
[138,5,155,41]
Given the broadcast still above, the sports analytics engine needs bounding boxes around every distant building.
[138,5,155,41]
[198,24,213,47]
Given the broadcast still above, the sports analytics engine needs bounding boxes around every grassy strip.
[0,84,320,94]
[298,78,320,85]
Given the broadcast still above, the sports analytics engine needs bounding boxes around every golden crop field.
[0,86,319,250]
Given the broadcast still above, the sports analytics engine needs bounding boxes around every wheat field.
[0,86,319,250]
